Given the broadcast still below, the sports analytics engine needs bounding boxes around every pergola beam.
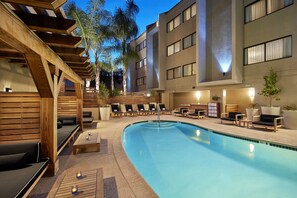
[0,51,24,59]
[36,32,82,48]
[0,3,83,84]
[50,46,85,56]
[16,12,76,34]
[2,0,67,10]
[60,56,89,64]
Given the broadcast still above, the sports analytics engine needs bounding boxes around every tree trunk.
[111,69,114,92]
[95,55,100,92]
[123,69,127,95]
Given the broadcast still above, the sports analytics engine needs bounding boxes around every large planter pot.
[99,106,110,120]
[246,108,259,121]
[261,106,280,115]
[283,110,297,129]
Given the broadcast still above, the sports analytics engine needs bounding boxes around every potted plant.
[212,94,220,101]
[258,68,281,115]
[246,103,259,121]
[282,104,297,129]
[98,82,110,120]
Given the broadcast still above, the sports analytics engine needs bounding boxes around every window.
[245,44,265,64]
[183,32,196,49]
[167,15,181,32]
[266,36,292,61]
[183,63,196,77]
[244,36,292,65]
[167,41,181,56]
[267,0,293,14]
[136,40,147,52]
[245,0,266,23]
[136,77,146,86]
[167,67,181,80]
[245,0,294,23]
[136,58,147,69]
[183,3,196,22]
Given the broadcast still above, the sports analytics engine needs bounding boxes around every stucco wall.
[0,59,37,92]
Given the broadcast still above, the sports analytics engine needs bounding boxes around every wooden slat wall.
[83,92,98,108]
[0,92,41,142]
[58,96,78,117]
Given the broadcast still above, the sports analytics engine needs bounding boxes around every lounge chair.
[252,114,284,132]
[125,104,138,116]
[221,112,245,125]
[111,104,124,117]
[158,104,172,114]
[83,111,94,125]
[149,103,158,115]
[173,107,189,117]
[137,104,150,116]
[187,109,205,119]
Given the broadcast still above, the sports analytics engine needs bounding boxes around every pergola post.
[75,83,83,131]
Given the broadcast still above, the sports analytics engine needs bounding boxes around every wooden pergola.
[0,0,94,175]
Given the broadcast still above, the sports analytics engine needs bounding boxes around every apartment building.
[128,0,297,113]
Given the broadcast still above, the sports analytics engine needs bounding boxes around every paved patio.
[30,115,297,198]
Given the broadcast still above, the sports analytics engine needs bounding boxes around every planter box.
[283,110,297,129]
[99,107,110,120]
[261,106,280,115]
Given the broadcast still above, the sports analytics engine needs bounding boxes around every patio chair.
[173,107,189,117]
[252,114,284,132]
[137,104,150,116]
[111,104,124,117]
[221,112,245,125]
[187,109,205,119]
[158,104,172,114]
[125,104,138,116]
[149,103,158,115]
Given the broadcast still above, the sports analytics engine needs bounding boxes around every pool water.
[122,121,297,198]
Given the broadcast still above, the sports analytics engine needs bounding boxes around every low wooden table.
[47,168,103,198]
[239,119,252,128]
[73,131,100,155]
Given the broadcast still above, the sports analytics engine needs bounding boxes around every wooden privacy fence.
[0,92,41,142]
[58,96,78,117]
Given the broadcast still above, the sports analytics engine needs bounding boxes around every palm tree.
[65,0,111,92]
[108,0,139,95]
[100,53,118,92]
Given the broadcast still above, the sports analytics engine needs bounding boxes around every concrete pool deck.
[30,115,297,197]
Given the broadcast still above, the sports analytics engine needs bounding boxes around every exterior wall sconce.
[5,88,12,92]
[195,91,201,104]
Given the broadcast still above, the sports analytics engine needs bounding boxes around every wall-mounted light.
[248,88,255,98]
[146,93,151,97]
[223,89,226,97]
[195,91,201,104]
[5,88,12,92]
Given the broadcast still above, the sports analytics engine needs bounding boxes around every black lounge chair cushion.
[159,104,166,110]
[252,121,274,126]
[221,117,236,121]
[57,121,63,129]
[57,124,79,150]
[83,117,93,124]
[0,160,48,198]
[58,117,77,125]
[252,114,281,125]
[149,104,157,111]
[83,111,92,118]
[0,142,40,163]
[0,142,49,198]
[111,104,120,112]
[137,104,148,111]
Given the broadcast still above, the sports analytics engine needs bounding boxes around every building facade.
[128,0,297,113]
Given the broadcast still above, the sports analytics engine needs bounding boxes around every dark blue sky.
[73,0,180,35]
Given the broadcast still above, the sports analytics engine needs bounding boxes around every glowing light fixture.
[248,88,255,98]
[223,89,226,97]
[249,144,255,153]
[196,130,201,137]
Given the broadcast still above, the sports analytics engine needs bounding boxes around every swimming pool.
[122,121,297,198]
